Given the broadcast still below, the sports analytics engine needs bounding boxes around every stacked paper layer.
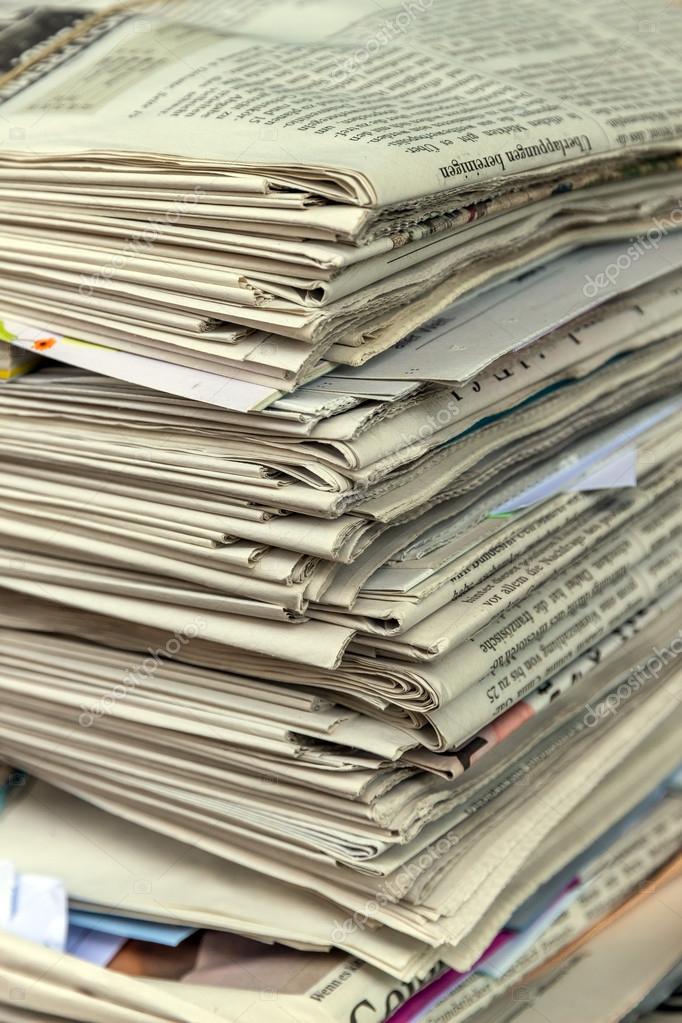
[1,0,682,408]
[0,1,680,1021]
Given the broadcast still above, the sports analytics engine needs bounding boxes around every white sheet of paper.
[569,445,637,491]
[337,233,682,384]
[2,324,279,412]
[0,861,15,927]
[9,873,68,952]
[66,925,126,967]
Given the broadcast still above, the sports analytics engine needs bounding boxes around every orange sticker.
[32,337,57,351]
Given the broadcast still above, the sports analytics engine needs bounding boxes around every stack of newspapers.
[0,2,681,1021]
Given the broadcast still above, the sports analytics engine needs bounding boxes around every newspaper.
[475,873,682,1023]
[0,1,682,404]
[0,4,680,1013]
[0,781,678,1022]
[0,596,679,980]
[3,1,682,204]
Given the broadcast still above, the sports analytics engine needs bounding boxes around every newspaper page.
[1,1,682,205]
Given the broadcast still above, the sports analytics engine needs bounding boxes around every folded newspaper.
[0,1,680,1021]
[1,0,682,405]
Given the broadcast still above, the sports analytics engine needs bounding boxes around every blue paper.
[68,909,195,947]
